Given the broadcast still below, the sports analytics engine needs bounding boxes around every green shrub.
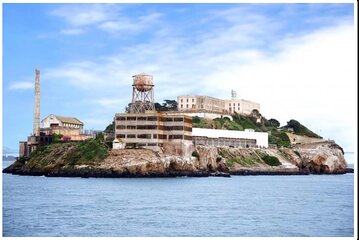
[192,151,200,159]
[262,155,281,166]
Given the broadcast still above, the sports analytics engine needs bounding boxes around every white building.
[192,128,268,148]
[41,114,83,129]
[177,93,260,116]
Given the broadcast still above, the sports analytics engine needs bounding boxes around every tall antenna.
[33,69,40,136]
[231,89,237,100]
[129,73,155,113]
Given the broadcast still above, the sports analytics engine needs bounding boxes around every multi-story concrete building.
[114,111,193,150]
[177,94,260,116]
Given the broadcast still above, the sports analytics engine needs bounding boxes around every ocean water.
[2,161,354,237]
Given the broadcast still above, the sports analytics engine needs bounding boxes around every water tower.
[129,73,155,113]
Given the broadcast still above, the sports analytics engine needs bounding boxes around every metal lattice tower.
[129,73,155,113]
[33,69,40,136]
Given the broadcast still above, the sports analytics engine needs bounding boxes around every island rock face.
[3,141,349,177]
[292,141,347,174]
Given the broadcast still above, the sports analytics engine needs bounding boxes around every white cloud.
[9,81,33,90]
[60,28,86,35]
[50,4,162,35]
[43,8,355,154]
[50,4,116,27]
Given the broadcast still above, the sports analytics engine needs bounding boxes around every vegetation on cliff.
[283,119,322,138]
[23,138,108,170]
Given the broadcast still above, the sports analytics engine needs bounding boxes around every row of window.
[228,107,240,112]
[116,125,192,132]
[116,116,158,121]
[116,134,192,140]
[116,116,191,123]
[63,123,81,128]
[228,103,240,107]
[180,98,195,103]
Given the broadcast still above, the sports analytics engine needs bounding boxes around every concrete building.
[177,92,260,116]
[114,111,193,151]
[192,128,268,148]
[41,114,83,136]
[225,99,260,115]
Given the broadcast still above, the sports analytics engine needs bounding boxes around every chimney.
[33,69,40,136]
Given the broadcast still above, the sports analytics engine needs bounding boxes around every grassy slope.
[23,139,109,171]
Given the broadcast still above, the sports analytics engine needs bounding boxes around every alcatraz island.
[3,70,353,177]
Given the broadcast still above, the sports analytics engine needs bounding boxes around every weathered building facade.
[177,94,260,116]
[114,111,193,151]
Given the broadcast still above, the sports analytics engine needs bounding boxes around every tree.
[163,99,178,110]
[104,121,114,133]
[268,118,280,128]
[154,100,178,111]
[251,109,260,118]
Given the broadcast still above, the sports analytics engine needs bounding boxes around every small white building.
[192,128,268,148]
[113,138,126,149]
[41,114,83,129]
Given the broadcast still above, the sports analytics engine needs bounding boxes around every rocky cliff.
[3,141,350,177]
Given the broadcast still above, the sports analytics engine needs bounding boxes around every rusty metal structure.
[129,73,155,113]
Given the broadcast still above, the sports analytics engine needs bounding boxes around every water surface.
[2,161,354,237]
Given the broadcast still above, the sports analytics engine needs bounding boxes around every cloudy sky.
[2,3,356,162]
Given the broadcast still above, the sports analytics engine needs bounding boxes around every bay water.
[2,161,354,237]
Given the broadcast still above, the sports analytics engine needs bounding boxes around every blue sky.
[2,3,356,162]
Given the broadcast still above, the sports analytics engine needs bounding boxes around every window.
[116,117,126,121]
[163,117,173,122]
[137,117,147,121]
[127,117,136,121]
[137,125,157,130]
[186,104,189,108]
[169,135,183,139]
[138,134,151,139]
[127,125,136,129]
[181,99,183,103]
[127,134,136,138]
[186,99,189,102]
[173,117,183,122]
[116,134,125,138]
[192,98,194,102]
[165,126,184,131]
[229,103,231,106]
[180,104,183,108]
[116,125,126,129]
[159,134,167,139]
[147,116,158,121]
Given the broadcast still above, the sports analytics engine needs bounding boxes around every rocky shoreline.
[3,141,352,178]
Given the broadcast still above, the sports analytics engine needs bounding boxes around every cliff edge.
[3,139,350,177]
